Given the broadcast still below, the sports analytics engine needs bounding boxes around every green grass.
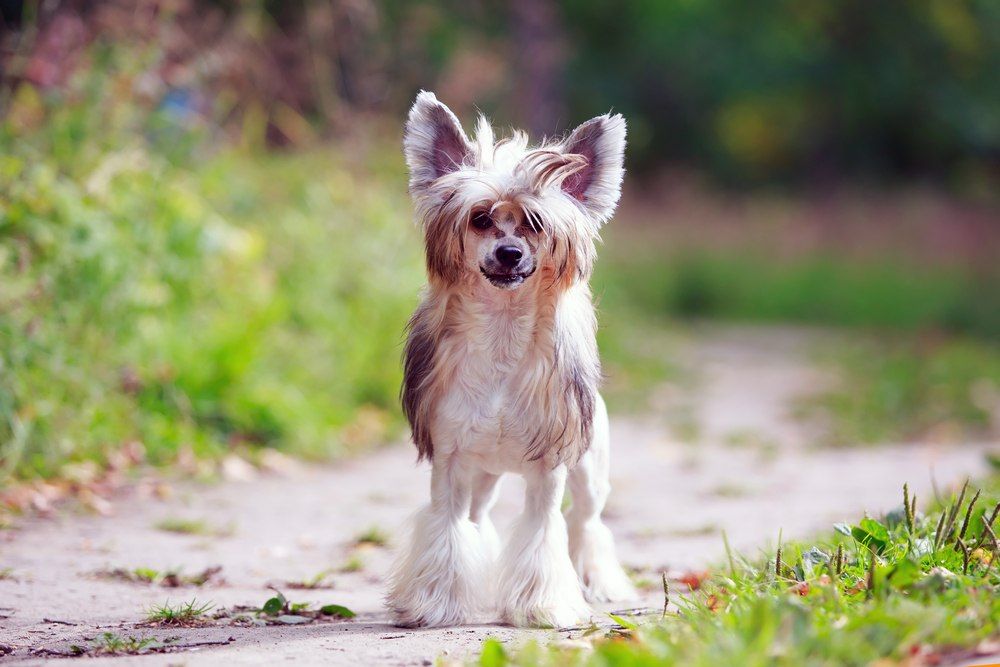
[481,478,1000,666]
[286,569,335,589]
[338,555,365,573]
[153,517,234,537]
[353,525,391,548]
[145,599,214,626]
[0,49,692,487]
[594,247,1000,341]
[0,57,423,484]
[802,335,1000,445]
[71,632,160,656]
[96,564,223,587]
[592,238,1000,439]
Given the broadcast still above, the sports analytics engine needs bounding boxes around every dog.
[386,91,634,628]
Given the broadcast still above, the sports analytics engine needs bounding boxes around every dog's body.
[387,92,634,628]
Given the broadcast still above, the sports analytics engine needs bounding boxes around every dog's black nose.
[495,245,523,268]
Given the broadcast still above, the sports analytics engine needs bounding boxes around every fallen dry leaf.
[673,570,710,591]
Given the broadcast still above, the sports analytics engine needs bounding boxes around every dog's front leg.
[386,455,488,627]
[498,465,591,628]
[469,470,503,558]
[567,394,636,602]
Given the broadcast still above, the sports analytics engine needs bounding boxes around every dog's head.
[404,91,626,291]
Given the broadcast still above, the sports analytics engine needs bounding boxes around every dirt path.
[1,327,995,665]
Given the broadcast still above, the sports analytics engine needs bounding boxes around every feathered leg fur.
[470,470,503,561]
[386,456,490,627]
[567,395,636,602]
[497,465,591,628]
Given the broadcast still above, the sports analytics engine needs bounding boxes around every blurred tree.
[557,0,1000,184]
[510,0,566,137]
[1,0,997,185]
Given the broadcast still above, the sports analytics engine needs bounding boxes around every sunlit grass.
[145,599,214,626]
[802,335,1000,445]
[0,64,423,483]
[483,477,1000,666]
[71,632,160,656]
[353,525,391,548]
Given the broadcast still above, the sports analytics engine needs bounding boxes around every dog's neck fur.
[430,276,558,367]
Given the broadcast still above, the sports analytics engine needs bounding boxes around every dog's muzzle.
[480,265,535,290]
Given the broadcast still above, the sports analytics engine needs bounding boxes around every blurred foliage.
[3,0,999,185]
[0,5,998,483]
[0,48,424,482]
[802,335,1000,445]
[559,0,1000,184]
[594,231,1000,445]
[596,248,1000,341]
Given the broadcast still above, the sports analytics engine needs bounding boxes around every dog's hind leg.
[386,456,489,627]
[498,465,591,627]
[566,394,636,603]
[469,470,502,560]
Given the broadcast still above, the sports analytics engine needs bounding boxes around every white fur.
[567,395,637,601]
[386,91,635,628]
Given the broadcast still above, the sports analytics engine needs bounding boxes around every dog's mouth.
[480,266,535,290]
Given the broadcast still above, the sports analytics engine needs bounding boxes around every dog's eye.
[470,212,493,230]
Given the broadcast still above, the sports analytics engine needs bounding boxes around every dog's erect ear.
[560,114,627,223]
[404,91,473,192]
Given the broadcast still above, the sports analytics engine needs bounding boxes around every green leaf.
[607,613,639,630]
[851,518,890,554]
[133,567,160,582]
[887,558,921,589]
[262,596,284,616]
[479,638,507,667]
[319,604,356,618]
[860,518,890,541]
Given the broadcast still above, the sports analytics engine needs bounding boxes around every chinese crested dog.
[387,91,634,628]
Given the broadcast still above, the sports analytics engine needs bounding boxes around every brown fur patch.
[401,304,439,460]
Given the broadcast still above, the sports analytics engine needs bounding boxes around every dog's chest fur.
[438,297,553,472]
[403,282,599,471]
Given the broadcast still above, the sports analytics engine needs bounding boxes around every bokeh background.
[1,0,998,488]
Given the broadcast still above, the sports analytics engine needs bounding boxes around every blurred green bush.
[595,249,1000,340]
[0,55,423,482]
[558,0,1000,184]
[7,0,997,186]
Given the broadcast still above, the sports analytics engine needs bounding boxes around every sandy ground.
[0,327,996,665]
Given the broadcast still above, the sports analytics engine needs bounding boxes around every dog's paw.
[580,562,636,603]
[503,598,591,629]
[570,520,636,603]
[390,605,473,629]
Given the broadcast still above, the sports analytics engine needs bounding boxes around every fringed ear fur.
[404,91,474,194]
[560,114,627,224]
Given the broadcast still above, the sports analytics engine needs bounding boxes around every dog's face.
[403,92,626,292]
[468,204,538,290]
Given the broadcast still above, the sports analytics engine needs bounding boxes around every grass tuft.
[286,569,334,590]
[154,518,232,537]
[491,476,1000,666]
[145,599,214,626]
[73,632,159,656]
[353,526,390,548]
